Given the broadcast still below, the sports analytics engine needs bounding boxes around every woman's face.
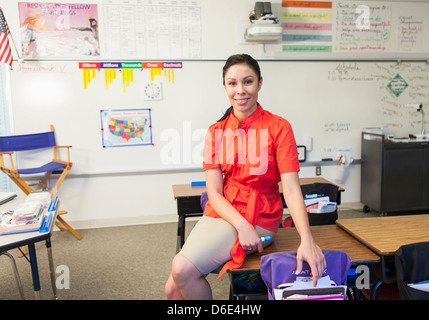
[224,63,262,121]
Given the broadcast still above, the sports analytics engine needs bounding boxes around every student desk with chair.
[336,214,429,299]
[172,177,344,253]
[228,224,380,300]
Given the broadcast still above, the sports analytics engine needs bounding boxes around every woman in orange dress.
[165,54,326,300]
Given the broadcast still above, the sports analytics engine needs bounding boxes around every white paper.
[102,0,202,59]
[274,276,347,300]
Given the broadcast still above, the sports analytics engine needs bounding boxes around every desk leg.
[28,243,41,300]
[176,213,186,253]
[45,238,58,300]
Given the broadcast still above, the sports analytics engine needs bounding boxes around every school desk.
[336,214,429,299]
[172,177,344,253]
[0,195,59,300]
[228,224,380,299]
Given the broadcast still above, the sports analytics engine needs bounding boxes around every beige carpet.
[0,208,378,300]
[0,220,231,300]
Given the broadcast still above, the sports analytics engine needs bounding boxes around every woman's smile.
[224,63,263,121]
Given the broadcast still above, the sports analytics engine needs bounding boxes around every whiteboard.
[264,1,429,60]
[3,0,429,62]
[4,0,429,175]
[9,59,429,174]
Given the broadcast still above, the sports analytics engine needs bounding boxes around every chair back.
[302,183,339,225]
[200,192,208,211]
[395,241,429,300]
[282,183,339,228]
[0,132,56,152]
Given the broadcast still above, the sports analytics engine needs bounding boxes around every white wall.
[3,0,429,229]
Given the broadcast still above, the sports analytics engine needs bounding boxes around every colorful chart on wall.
[262,0,429,59]
[79,61,182,92]
[100,108,152,148]
[18,2,100,59]
[280,1,392,53]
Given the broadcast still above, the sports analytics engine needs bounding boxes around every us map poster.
[100,109,153,148]
[18,2,100,58]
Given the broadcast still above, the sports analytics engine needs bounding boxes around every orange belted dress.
[202,104,300,278]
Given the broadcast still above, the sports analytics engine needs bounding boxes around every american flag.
[0,8,12,68]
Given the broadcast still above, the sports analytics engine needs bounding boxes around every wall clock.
[143,81,162,100]
[297,145,306,162]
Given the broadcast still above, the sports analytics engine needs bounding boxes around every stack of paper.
[0,192,53,235]
[274,276,347,300]
[12,201,45,224]
[8,192,50,226]
[408,281,429,292]
[304,196,337,214]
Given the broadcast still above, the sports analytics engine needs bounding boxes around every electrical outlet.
[316,166,321,176]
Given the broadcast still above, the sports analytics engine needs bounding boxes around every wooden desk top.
[173,177,344,198]
[233,225,380,272]
[336,215,429,256]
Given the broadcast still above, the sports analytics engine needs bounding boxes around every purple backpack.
[260,250,352,300]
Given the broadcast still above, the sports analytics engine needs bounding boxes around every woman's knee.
[171,254,201,286]
[165,273,182,300]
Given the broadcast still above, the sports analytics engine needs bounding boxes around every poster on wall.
[102,0,202,59]
[18,2,100,59]
[100,108,153,148]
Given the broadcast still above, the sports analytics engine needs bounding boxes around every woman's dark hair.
[218,54,261,122]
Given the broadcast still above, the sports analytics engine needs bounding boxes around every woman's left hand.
[295,238,326,287]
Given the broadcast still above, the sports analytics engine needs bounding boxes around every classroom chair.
[200,191,208,212]
[0,251,25,299]
[395,241,429,300]
[0,125,81,241]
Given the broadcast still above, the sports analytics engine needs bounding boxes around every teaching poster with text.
[18,2,100,59]
[100,108,153,148]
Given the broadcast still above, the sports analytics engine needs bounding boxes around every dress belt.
[217,179,278,279]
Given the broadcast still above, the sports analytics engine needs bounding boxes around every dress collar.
[229,103,263,129]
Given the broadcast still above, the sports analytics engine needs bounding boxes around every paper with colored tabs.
[121,69,134,92]
[150,68,162,81]
[104,68,117,89]
[164,68,175,84]
[282,1,332,8]
[82,68,96,89]
[282,11,332,19]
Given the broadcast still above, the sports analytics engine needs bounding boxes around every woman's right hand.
[237,220,263,253]
[205,168,263,253]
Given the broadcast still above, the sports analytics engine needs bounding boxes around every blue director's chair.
[0,125,81,240]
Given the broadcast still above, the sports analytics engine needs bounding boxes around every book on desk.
[0,192,17,205]
[0,192,57,235]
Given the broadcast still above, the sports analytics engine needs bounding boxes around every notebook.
[0,192,17,205]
